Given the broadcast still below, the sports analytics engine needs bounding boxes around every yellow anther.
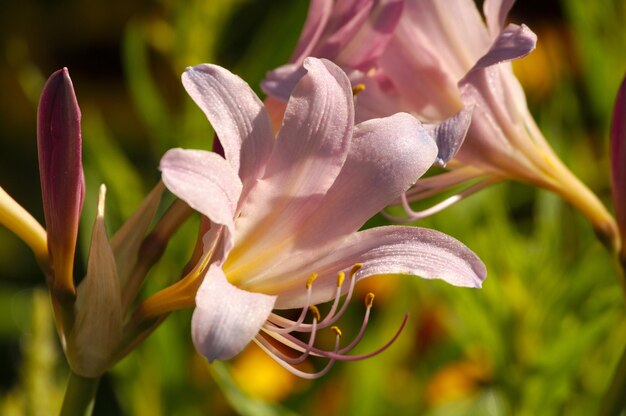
[365,292,375,308]
[349,263,363,278]
[331,326,343,337]
[352,84,366,96]
[306,273,318,289]
[336,271,345,287]
[309,305,321,322]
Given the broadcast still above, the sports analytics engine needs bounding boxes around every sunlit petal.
[192,265,276,362]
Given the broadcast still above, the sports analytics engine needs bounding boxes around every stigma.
[252,263,408,379]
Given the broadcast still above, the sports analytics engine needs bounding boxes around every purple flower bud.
[37,68,85,297]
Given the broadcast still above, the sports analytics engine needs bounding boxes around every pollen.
[306,273,318,289]
[352,84,366,96]
[309,305,321,322]
[336,271,345,287]
[365,293,375,308]
[331,326,343,337]
[349,263,363,278]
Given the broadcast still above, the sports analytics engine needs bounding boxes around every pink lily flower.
[159,58,486,377]
[264,0,619,250]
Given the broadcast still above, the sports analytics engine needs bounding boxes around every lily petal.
[274,225,486,309]
[160,148,242,251]
[261,63,307,103]
[238,113,438,292]
[192,264,276,362]
[331,0,404,70]
[182,64,274,196]
[424,106,473,166]
[296,112,438,249]
[483,0,516,38]
[471,24,537,72]
[289,0,334,64]
[226,58,354,273]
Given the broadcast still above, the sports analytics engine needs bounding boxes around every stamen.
[337,271,345,287]
[309,305,321,322]
[338,293,375,354]
[263,272,316,334]
[352,84,366,96]
[350,263,363,278]
[306,273,318,289]
[331,326,342,337]
[254,322,341,380]
[254,263,407,379]
[265,266,358,333]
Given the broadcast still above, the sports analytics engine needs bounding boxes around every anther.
[365,293,375,308]
[306,273,318,289]
[331,326,343,337]
[349,263,363,278]
[352,84,366,96]
[309,305,321,322]
[336,271,345,287]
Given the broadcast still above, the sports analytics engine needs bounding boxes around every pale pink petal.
[228,58,354,270]
[294,112,437,249]
[289,0,334,64]
[160,148,241,249]
[379,36,464,121]
[483,0,516,37]
[471,24,537,72]
[399,0,491,77]
[424,106,473,166]
[261,63,306,103]
[236,113,438,291]
[262,0,402,102]
[334,0,403,70]
[273,226,486,309]
[182,65,274,195]
[192,265,276,361]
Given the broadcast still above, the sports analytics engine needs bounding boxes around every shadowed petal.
[471,24,536,72]
[331,0,404,70]
[290,0,334,64]
[273,226,486,309]
[483,0,516,37]
[261,63,307,103]
[192,265,276,362]
[37,68,85,295]
[182,64,274,196]
[160,148,241,251]
[424,106,473,166]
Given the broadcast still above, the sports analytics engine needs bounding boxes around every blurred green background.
[0,0,625,414]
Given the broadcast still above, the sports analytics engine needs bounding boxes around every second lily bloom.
[264,0,619,251]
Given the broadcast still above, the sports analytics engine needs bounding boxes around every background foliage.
[0,0,625,414]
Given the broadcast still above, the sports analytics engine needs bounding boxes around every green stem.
[60,371,100,416]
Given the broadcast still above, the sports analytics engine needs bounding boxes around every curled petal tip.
[37,68,85,296]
